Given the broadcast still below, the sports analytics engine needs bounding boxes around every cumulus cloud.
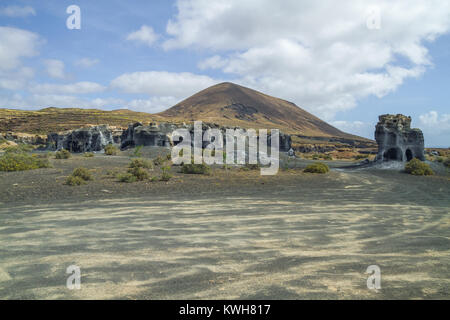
[0,93,125,110]
[110,71,218,98]
[74,58,99,68]
[44,59,67,79]
[0,27,41,70]
[0,5,36,17]
[126,25,159,47]
[164,0,450,119]
[30,82,106,95]
[331,120,374,140]
[419,111,450,147]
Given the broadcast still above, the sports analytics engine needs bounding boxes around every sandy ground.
[0,152,449,299]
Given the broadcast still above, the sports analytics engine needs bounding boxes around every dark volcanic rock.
[375,114,425,162]
[47,121,292,153]
[120,122,174,149]
[47,125,115,152]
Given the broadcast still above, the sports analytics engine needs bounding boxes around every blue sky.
[0,0,449,146]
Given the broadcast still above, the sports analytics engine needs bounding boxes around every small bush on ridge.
[304,162,329,174]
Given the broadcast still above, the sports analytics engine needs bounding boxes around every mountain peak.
[159,82,350,138]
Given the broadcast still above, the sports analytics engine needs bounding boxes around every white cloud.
[0,5,36,17]
[0,93,125,110]
[126,25,159,47]
[0,67,34,90]
[110,71,218,98]
[74,58,99,68]
[30,82,106,95]
[419,111,450,147]
[164,0,450,119]
[0,27,41,70]
[44,59,66,79]
[128,97,180,113]
[331,120,374,140]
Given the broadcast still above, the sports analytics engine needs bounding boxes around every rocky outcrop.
[47,122,292,153]
[47,125,115,152]
[1,132,47,145]
[375,114,425,162]
[120,122,174,149]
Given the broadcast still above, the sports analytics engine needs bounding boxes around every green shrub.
[4,144,34,153]
[354,154,368,160]
[0,152,50,171]
[72,167,93,181]
[181,163,211,175]
[323,154,333,160]
[239,163,260,171]
[55,149,71,159]
[405,158,434,176]
[65,175,86,186]
[132,145,143,157]
[127,166,149,181]
[116,173,137,183]
[150,176,158,182]
[166,153,172,161]
[129,158,153,169]
[153,155,165,166]
[0,137,6,144]
[304,162,329,174]
[160,165,172,181]
[84,152,94,158]
[104,144,118,156]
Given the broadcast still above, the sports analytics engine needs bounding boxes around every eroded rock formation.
[47,122,292,153]
[375,114,425,162]
[47,125,117,152]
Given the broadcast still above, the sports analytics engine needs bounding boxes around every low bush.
[240,163,260,171]
[127,166,149,181]
[129,158,153,169]
[72,167,93,181]
[64,167,93,186]
[405,158,434,176]
[104,144,118,156]
[132,145,143,157]
[65,175,86,186]
[160,165,172,181]
[4,144,34,153]
[181,163,211,175]
[55,149,71,159]
[354,154,368,160]
[0,152,50,171]
[153,155,165,166]
[84,152,94,158]
[116,172,137,183]
[304,162,329,174]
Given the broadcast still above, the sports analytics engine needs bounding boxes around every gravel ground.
[0,149,449,299]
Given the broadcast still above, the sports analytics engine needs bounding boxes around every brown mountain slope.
[159,82,364,140]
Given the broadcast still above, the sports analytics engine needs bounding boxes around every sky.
[0,0,449,147]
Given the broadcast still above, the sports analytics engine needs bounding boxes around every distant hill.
[0,108,165,134]
[160,82,366,140]
[0,82,372,144]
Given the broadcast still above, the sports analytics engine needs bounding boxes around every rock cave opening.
[405,149,413,161]
[383,147,402,161]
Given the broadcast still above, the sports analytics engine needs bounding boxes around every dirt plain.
[0,149,449,299]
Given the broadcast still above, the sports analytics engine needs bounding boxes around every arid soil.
[0,151,449,299]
